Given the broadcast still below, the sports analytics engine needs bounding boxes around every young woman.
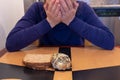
[6,0,114,52]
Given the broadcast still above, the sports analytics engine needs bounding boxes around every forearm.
[6,19,51,52]
[69,17,114,50]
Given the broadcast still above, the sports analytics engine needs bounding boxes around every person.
[6,0,114,52]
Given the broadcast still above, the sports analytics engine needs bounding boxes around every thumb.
[44,3,48,11]
[73,1,79,10]
[58,11,62,18]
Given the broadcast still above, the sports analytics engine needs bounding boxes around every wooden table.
[0,46,120,80]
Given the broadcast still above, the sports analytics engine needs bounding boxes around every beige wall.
[0,0,24,50]
[24,0,35,12]
[0,24,6,50]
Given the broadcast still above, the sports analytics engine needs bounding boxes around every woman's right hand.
[44,0,61,28]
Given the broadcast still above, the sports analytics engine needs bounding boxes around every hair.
[44,0,46,3]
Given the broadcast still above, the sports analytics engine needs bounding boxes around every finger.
[57,11,62,19]
[48,0,56,11]
[73,1,79,10]
[64,0,73,9]
[51,0,59,12]
[44,3,48,11]
[59,0,69,12]
[54,4,61,17]
[60,6,66,17]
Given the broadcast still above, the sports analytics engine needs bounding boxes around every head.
[45,0,75,4]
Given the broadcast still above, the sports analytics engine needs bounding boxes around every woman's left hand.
[60,0,79,26]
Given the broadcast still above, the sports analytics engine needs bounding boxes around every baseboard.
[0,48,7,57]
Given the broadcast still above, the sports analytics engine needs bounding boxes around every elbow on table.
[102,35,115,50]
[6,38,20,52]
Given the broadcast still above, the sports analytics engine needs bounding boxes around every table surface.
[0,46,120,80]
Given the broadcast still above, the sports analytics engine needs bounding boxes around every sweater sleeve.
[69,2,114,50]
[6,2,52,52]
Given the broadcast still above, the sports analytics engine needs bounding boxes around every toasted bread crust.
[23,54,52,70]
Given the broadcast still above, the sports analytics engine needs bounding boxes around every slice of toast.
[23,54,52,70]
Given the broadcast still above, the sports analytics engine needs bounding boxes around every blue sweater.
[6,1,114,52]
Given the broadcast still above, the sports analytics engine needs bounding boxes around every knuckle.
[71,9,75,12]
